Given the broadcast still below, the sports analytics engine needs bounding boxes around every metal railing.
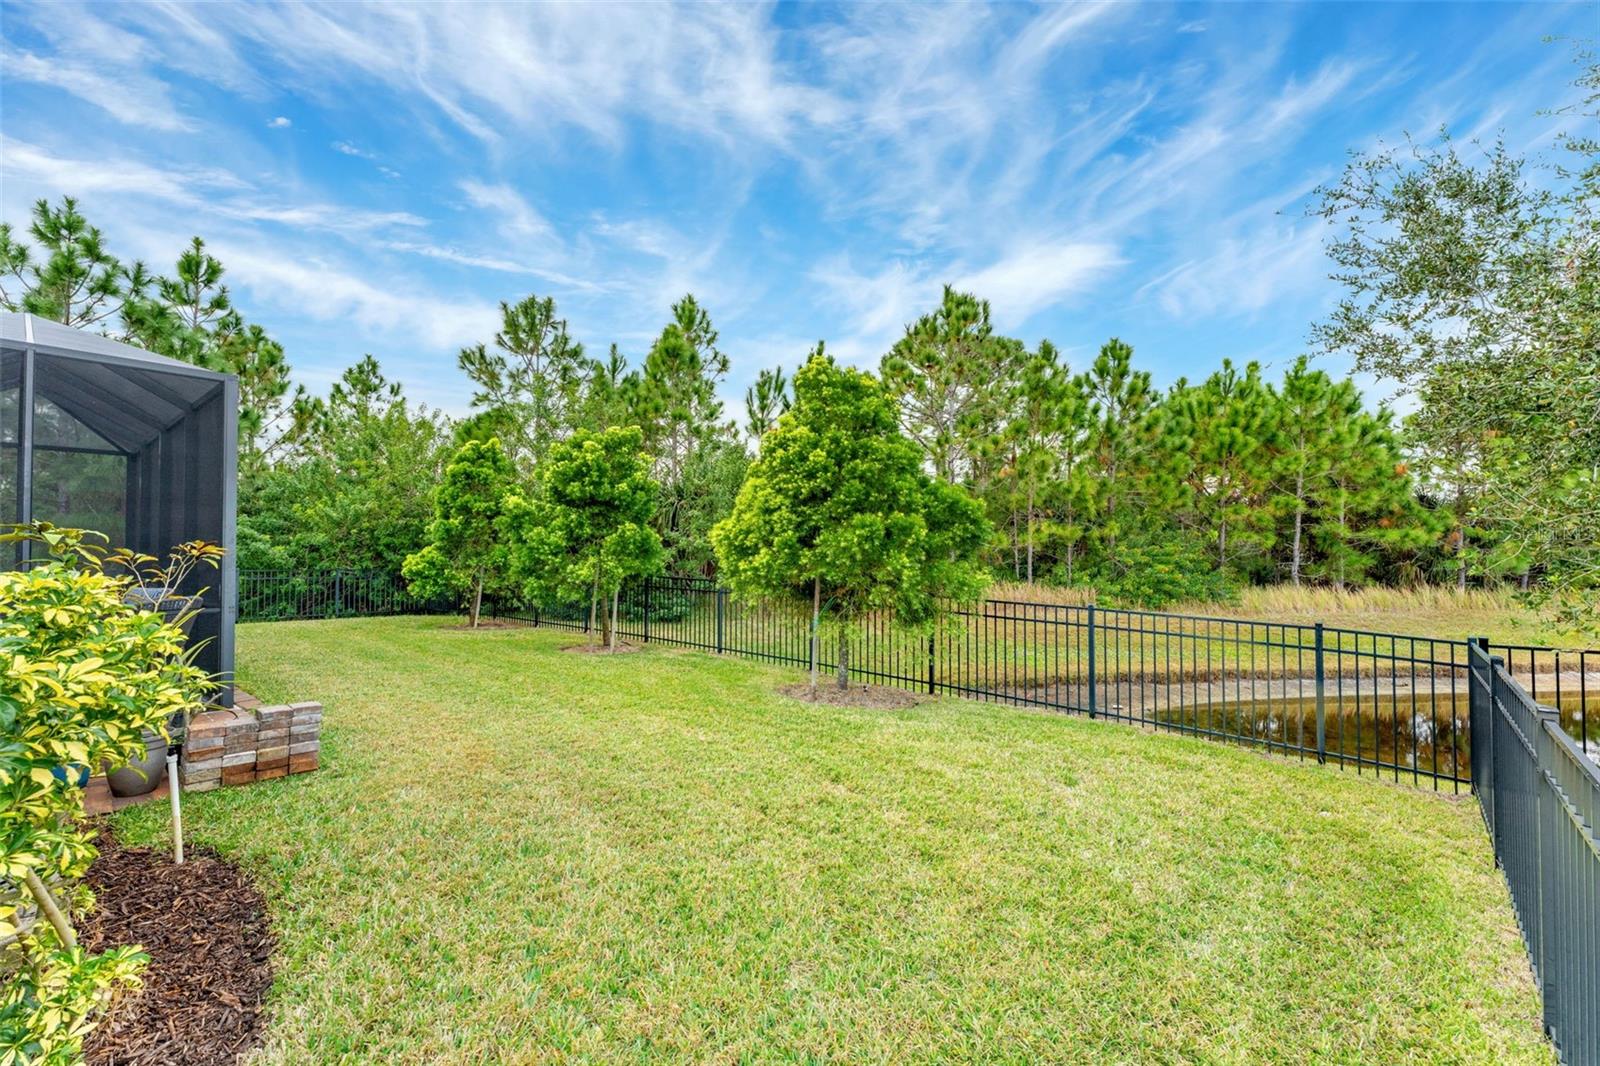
[484,575,1597,791]
[1470,642,1599,1064]
[237,569,449,622]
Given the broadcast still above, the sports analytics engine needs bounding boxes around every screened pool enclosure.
[2,313,237,703]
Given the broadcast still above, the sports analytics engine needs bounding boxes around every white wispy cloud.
[954,242,1125,327]
[268,116,292,129]
[1143,224,1326,320]
[0,137,424,235]
[458,181,553,241]
[212,242,501,352]
[2,49,194,131]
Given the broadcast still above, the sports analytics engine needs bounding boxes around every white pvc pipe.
[167,752,184,865]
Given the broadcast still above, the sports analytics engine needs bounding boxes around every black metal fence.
[484,575,1598,793]
[236,570,1597,789]
[1470,642,1599,1064]
[237,569,449,622]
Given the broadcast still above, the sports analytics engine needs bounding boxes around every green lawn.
[114,616,1547,1064]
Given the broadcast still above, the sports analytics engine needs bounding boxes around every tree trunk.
[1011,510,1020,580]
[609,587,619,652]
[1025,481,1036,584]
[1291,504,1305,587]
[836,627,850,690]
[1334,496,1348,591]
[809,577,820,698]
[470,576,483,628]
[1217,521,1227,570]
[1456,486,1469,591]
[588,570,599,649]
[1290,471,1305,586]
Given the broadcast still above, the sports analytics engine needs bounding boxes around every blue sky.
[1,1,1593,418]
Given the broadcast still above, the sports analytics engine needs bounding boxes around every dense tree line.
[3,54,1591,621]
[871,294,1433,604]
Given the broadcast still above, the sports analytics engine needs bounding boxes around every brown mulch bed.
[778,681,924,709]
[562,641,644,654]
[81,835,273,1066]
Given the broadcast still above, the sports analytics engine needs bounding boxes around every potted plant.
[101,540,226,797]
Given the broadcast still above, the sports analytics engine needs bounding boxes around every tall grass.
[985,581,1575,646]
[1216,584,1521,618]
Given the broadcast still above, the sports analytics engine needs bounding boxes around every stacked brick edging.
[181,700,321,793]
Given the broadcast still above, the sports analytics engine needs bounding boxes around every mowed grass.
[113,616,1548,1064]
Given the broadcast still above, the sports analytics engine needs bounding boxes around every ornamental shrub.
[0,523,216,1065]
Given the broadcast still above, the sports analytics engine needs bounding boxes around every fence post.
[642,579,651,644]
[1489,656,1504,862]
[1314,623,1326,765]
[716,587,726,654]
[1087,604,1097,720]
[1470,637,1488,794]
[1534,700,1561,1038]
[927,631,936,695]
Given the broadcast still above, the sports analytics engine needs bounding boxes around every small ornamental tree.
[403,437,516,627]
[712,353,990,694]
[506,426,664,651]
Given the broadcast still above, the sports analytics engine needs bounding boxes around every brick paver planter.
[181,693,322,793]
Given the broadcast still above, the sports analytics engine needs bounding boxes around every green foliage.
[1080,530,1239,609]
[505,426,663,647]
[1,944,149,1066]
[880,286,1024,484]
[0,198,123,329]
[744,364,792,444]
[261,357,448,573]
[1311,50,1599,627]
[633,296,739,572]
[1154,360,1282,571]
[0,523,215,1064]
[1080,337,1157,558]
[457,294,585,473]
[713,353,989,685]
[403,438,517,626]
[992,340,1088,583]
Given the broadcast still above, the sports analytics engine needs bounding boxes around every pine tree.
[0,198,124,328]
[998,340,1078,582]
[1081,338,1156,559]
[121,236,297,461]
[744,363,793,445]
[881,286,1020,484]
[634,295,737,571]
[1157,360,1281,572]
[457,293,585,473]
[1270,356,1367,585]
[1312,410,1433,588]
